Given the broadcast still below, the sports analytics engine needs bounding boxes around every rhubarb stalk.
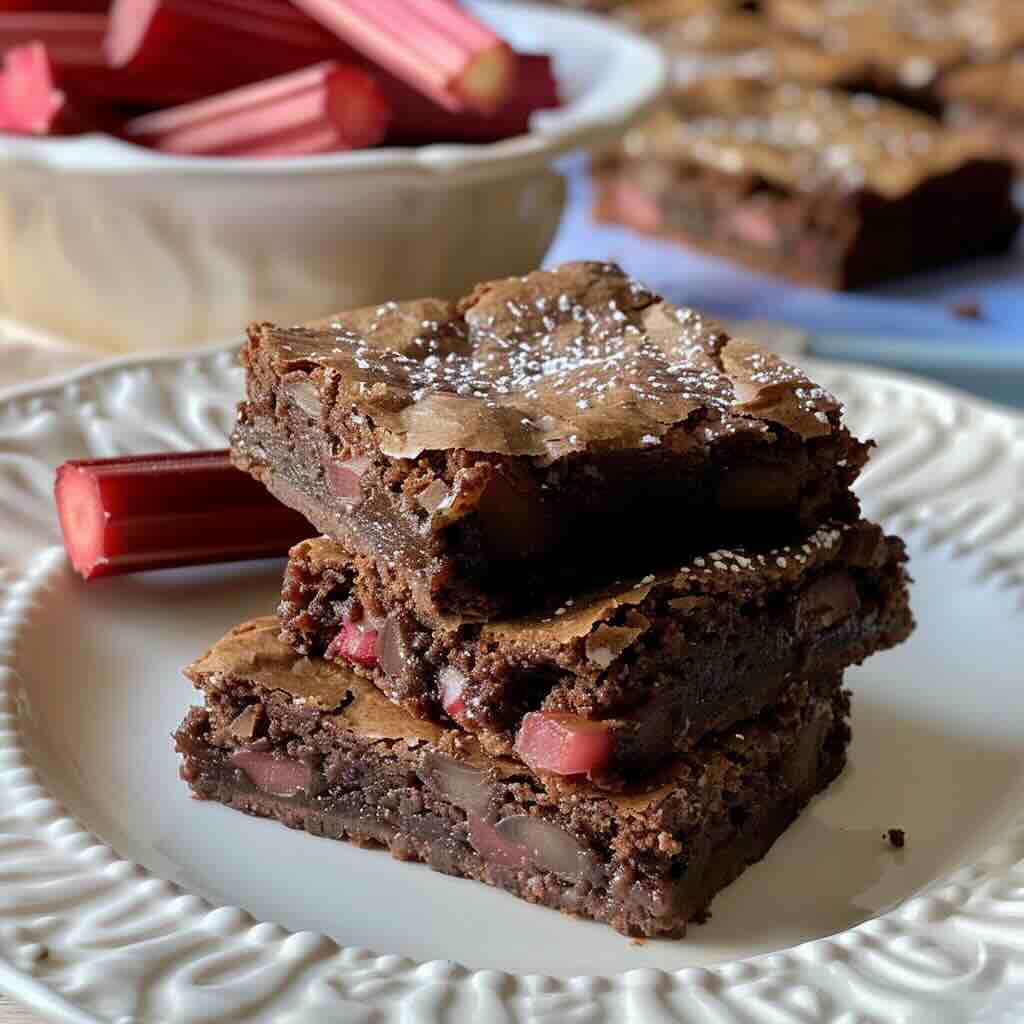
[105,0,346,95]
[0,42,80,134]
[122,60,390,156]
[289,0,516,113]
[55,450,314,580]
[382,53,558,144]
[0,11,244,105]
[0,11,107,63]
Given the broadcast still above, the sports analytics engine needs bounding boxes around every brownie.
[622,0,776,91]
[279,518,909,785]
[593,83,1021,290]
[767,0,1024,113]
[941,59,1024,172]
[175,618,851,938]
[231,262,870,622]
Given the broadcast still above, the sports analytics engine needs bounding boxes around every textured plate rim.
[0,347,1023,1023]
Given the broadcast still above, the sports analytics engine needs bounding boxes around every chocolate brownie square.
[231,262,869,621]
[176,618,851,938]
[279,518,911,786]
[593,83,1020,289]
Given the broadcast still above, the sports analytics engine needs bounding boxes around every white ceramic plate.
[1,348,1024,1023]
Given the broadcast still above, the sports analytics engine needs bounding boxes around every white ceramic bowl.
[0,2,664,352]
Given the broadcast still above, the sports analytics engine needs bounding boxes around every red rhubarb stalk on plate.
[515,711,613,779]
[288,0,517,113]
[122,60,390,157]
[54,450,314,580]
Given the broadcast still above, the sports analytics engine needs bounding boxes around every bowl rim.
[0,1,666,183]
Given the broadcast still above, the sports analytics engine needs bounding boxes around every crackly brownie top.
[771,0,1024,84]
[940,58,1024,115]
[625,0,776,89]
[296,518,893,643]
[251,262,840,461]
[187,618,444,742]
[624,0,764,52]
[620,82,994,197]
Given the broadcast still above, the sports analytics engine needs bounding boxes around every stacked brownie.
[175,262,914,937]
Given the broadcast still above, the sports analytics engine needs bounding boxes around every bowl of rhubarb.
[0,0,665,352]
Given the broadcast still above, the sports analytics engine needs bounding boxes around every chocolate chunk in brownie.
[231,262,870,621]
[593,83,1021,289]
[176,618,851,938]
[278,519,911,786]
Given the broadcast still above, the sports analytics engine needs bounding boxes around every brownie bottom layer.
[177,693,849,938]
[592,168,1022,290]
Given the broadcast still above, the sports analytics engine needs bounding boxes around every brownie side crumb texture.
[593,84,1021,290]
[278,519,911,783]
[175,620,851,938]
[231,261,870,621]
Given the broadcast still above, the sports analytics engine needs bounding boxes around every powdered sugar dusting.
[267,262,838,458]
[631,80,991,198]
[673,524,846,588]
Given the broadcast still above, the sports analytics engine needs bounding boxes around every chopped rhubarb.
[54,449,314,580]
[383,54,558,144]
[122,60,389,156]
[514,712,613,779]
[468,814,528,869]
[289,0,516,113]
[0,42,78,134]
[231,751,313,797]
[325,454,370,504]
[106,0,342,67]
[439,666,467,719]
[325,618,379,667]
[0,12,236,106]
